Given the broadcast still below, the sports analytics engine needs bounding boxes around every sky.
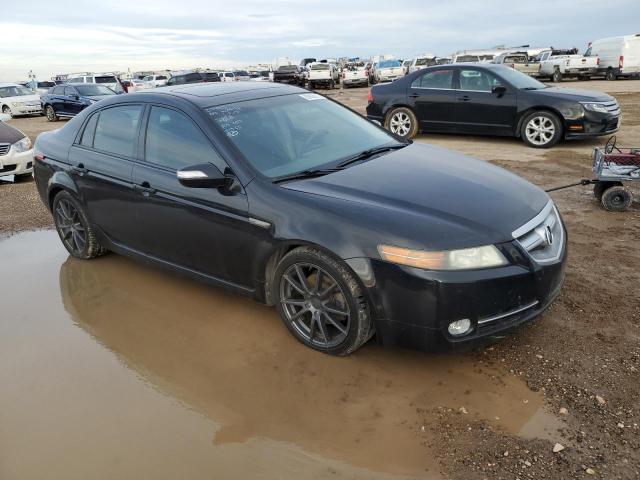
[1,0,639,81]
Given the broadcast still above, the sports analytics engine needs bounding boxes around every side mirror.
[177,163,228,188]
[71,94,79,100]
[492,85,507,96]
[0,113,11,122]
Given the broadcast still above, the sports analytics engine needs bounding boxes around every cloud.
[1,0,639,81]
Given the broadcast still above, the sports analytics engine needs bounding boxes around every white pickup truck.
[538,49,599,82]
[307,63,338,89]
[342,67,369,88]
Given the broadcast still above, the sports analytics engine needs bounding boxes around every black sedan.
[41,84,118,121]
[366,64,621,148]
[33,82,566,355]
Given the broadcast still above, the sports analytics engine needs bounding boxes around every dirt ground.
[1,79,640,479]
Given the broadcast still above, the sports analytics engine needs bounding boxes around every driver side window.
[459,69,502,92]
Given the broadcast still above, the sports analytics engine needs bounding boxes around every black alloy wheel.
[274,247,374,355]
[53,191,105,259]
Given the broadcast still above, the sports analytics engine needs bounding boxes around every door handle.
[408,93,419,98]
[71,163,87,176]
[457,95,471,102]
[135,182,156,196]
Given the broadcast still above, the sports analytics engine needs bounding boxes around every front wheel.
[552,69,563,83]
[521,111,562,148]
[2,105,12,117]
[274,247,374,355]
[45,105,58,122]
[384,107,418,139]
[601,186,633,212]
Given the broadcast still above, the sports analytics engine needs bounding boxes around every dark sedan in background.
[34,82,565,355]
[366,64,621,148]
[41,84,118,121]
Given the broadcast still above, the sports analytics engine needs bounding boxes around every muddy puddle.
[0,230,561,480]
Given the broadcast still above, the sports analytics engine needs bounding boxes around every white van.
[586,34,640,80]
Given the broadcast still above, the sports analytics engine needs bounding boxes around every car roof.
[133,81,305,107]
[0,82,23,87]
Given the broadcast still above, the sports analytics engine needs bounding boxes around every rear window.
[156,75,167,80]
[94,76,117,84]
[311,64,330,70]
[379,60,401,68]
[415,57,435,66]
[278,66,297,72]
[456,55,479,63]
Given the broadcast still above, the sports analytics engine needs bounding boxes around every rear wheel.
[52,191,106,259]
[45,105,58,122]
[601,186,633,212]
[605,70,617,81]
[594,181,622,201]
[521,111,562,148]
[384,107,419,139]
[274,247,374,356]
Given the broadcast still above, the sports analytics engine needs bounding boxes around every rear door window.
[185,73,203,83]
[93,105,143,157]
[144,106,224,170]
[411,69,454,89]
[64,87,77,96]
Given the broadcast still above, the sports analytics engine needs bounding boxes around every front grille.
[512,201,564,264]
[0,143,10,156]
[602,100,621,116]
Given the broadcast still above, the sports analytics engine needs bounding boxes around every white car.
[142,74,169,88]
[0,83,42,117]
[0,113,33,180]
[373,60,404,83]
[586,34,640,80]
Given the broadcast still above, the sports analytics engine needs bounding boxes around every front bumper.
[13,104,42,115]
[0,148,34,177]
[358,237,567,352]
[565,110,620,139]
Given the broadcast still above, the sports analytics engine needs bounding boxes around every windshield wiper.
[272,168,340,184]
[336,144,407,169]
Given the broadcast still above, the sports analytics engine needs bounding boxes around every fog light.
[448,319,472,336]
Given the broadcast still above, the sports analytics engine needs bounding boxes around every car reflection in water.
[58,252,557,476]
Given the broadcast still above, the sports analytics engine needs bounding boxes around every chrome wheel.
[46,106,56,121]
[525,116,556,146]
[2,106,12,118]
[279,263,351,348]
[389,111,412,136]
[55,198,87,255]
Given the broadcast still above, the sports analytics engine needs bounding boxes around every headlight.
[13,137,32,153]
[581,102,609,113]
[378,244,508,271]
[11,102,25,107]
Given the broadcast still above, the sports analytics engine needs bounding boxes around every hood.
[80,95,114,103]
[0,121,26,144]
[533,86,613,102]
[9,94,41,103]
[283,143,549,249]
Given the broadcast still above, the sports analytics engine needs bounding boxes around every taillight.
[597,57,600,66]
[619,55,624,68]
[367,89,373,103]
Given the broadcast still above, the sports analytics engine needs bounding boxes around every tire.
[384,107,419,139]
[520,111,562,148]
[2,105,12,117]
[601,186,633,212]
[45,105,58,122]
[52,191,106,259]
[605,70,617,81]
[552,69,563,83]
[274,246,374,356]
[594,181,622,201]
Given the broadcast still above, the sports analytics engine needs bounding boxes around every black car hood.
[0,121,26,144]
[81,95,114,102]
[532,86,613,102]
[283,143,549,248]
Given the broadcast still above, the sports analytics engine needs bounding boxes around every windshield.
[206,94,398,178]
[494,66,546,89]
[0,86,33,98]
[379,60,401,68]
[75,85,116,96]
[456,55,479,63]
[38,81,55,88]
